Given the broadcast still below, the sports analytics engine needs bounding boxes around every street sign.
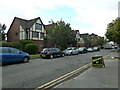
[92,55,105,67]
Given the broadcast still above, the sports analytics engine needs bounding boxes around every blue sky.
[40,6,77,23]
[0,0,119,37]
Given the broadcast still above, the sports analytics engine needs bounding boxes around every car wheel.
[23,57,29,63]
[61,53,65,57]
[70,52,72,56]
[50,55,54,59]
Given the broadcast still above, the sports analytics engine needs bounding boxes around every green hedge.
[24,43,39,54]
[19,40,36,51]
[0,41,13,47]
[0,40,39,54]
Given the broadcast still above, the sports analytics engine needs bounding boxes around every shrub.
[24,43,39,54]
[0,41,13,47]
[19,40,36,51]
[11,42,22,50]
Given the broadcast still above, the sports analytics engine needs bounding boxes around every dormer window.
[35,23,42,30]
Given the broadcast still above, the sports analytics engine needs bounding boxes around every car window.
[43,48,50,51]
[10,48,20,53]
[0,48,10,53]
[79,48,84,50]
[67,48,72,50]
[50,48,57,51]
[55,48,60,52]
[74,48,77,50]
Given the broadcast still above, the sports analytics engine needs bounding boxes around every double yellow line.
[34,52,113,90]
[35,63,91,90]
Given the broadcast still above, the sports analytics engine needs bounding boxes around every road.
[2,49,114,88]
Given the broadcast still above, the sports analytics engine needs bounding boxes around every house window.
[16,33,19,36]
[32,31,39,38]
[35,23,42,30]
[40,33,44,38]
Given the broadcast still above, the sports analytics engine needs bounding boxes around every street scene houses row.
[7,17,104,51]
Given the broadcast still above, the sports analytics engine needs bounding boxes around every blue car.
[0,47,30,65]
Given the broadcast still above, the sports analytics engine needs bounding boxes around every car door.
[73,47,78,54]
[55,48,61,56]
[1,48,12,63]
[50,48,57,57]
[9,48,22,62]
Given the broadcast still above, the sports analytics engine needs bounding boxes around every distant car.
[40,48,65,59]
[77,47,88,54]
[87,47,94,52]
[93,47,100,51]
[63,47,79,55]
[114,46,118,49]
[0,47,30,65]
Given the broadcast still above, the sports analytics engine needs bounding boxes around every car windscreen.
[79,48,84,50]
[93,47,98,49]
[43,48,50,52]
[67,48,72,50]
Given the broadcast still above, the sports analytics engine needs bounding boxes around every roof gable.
[15,17,43,29]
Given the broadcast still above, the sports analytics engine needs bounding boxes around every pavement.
[55,52,119,88]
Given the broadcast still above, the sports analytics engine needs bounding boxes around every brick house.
[80,33,91,47]
[7,17,46,51]
[72,30,85,47]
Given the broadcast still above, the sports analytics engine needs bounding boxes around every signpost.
[92,55,105,67]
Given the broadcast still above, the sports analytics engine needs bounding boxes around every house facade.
[7,17,46,51]
[80,33,91,47]
[72,30,85,47]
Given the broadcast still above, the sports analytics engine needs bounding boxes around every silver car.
[63,47,79,55]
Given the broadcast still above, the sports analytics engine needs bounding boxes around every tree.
[46,20,75,50]
[105,18,120,46]
[0,23,7,41]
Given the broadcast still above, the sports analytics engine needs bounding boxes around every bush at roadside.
[24,43,39,54]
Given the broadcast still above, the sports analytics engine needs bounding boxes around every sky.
[0,0,119,37]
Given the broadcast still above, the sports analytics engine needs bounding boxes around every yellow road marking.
[35,52,114,90]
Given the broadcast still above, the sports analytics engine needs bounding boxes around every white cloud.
[0,0,119,36]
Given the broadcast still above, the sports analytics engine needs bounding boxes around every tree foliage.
[0,23,7,41]
[46,20,75,50]
[105,18,120,46]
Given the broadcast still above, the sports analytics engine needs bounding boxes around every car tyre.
[50,55,54,59]
[23,57,29,63]
[70,52,72,56]
[61,53,65,57]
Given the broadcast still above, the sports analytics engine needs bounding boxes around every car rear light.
[47,51,51,54]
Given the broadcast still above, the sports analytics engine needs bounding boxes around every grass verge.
[30,54,41,59]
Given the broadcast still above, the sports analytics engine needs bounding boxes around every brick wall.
[7,18,20,42]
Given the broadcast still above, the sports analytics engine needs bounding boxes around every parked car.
[93,47,100,51]
[63,47,79,56]
[40,48,65,59]
[0,47,30,65]
[77,47,88,54]
[87,47,94,52]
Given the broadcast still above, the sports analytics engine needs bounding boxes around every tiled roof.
[15,17,43,29]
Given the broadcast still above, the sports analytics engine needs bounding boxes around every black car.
[77,47,88,54]
[93,47,100,51]
[40,48,65,59]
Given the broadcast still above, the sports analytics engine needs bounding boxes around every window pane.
[35,23,42,30]
[1,48,9,53]
[10,48,20,53]
[40,33,44,38]
[32,31,39,38]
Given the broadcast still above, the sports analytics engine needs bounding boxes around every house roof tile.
[15,17,44,30]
